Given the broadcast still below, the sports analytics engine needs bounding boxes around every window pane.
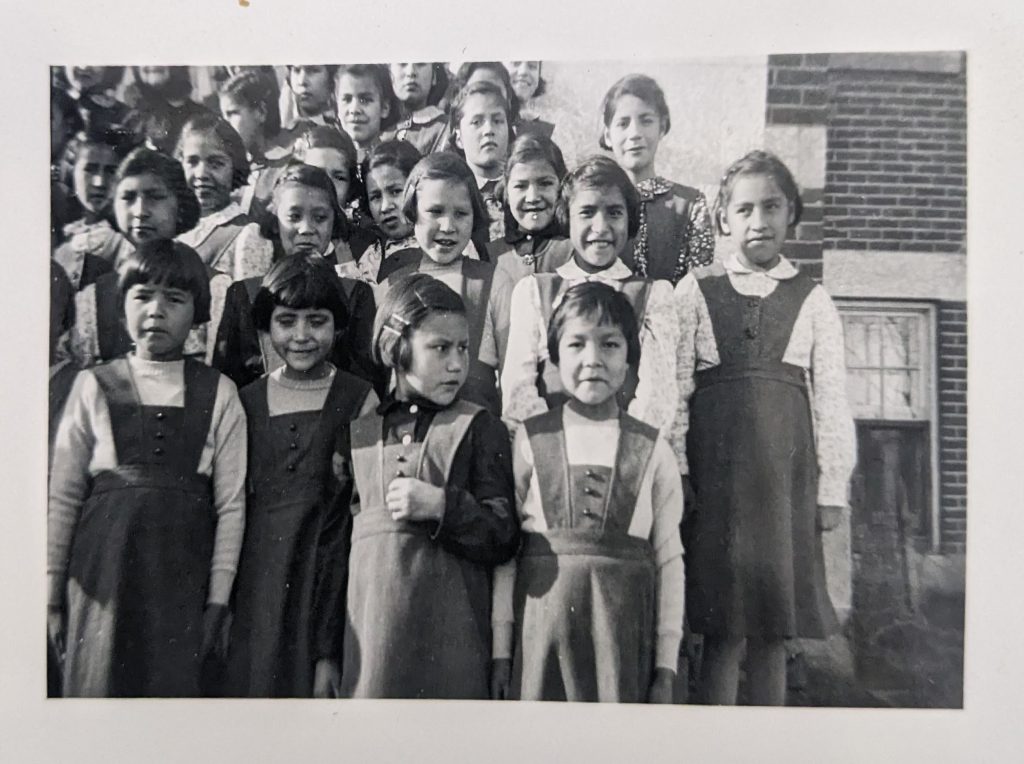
[844,317,870,367]
[882,369,921,419]
[848,369,883,418]
[882,316,920,368]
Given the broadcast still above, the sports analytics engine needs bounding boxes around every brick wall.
[937,301,968,553]
[824,66,967,253]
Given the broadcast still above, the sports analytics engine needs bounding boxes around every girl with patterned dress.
[312,274,518,699]
[491,282,684,703]
[225,256,377,697]
[675,150,855,705]
[47,241,246,697]
[600,74,715,286]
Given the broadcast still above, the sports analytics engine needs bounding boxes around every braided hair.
[712,150,803,235]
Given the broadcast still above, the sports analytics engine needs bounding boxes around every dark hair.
[59,124,138,190]
[175,113,250,190]
[598,74,671,151]
[451,62,521,126]
[217,69,281,140]
[556,155,640,239]
[251,254,349,332]
[287,65,340,86]
[338,64,401,132]
[118,239,211,324]
[547,281,641,367]
[373,273,466,370]
[359,139,422,211]
[260,162,349,243]
[713,149,804,234]
[291,125,361,206]
[391,63,449,113]
[502,133,567,235]
[130,66,194,103]
[115,147,201,235]
[60,65,126,93]
[400,153,490,239]
[446,80,515,157]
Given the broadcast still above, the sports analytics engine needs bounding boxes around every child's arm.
[500,277,549,428]
[649,437,686,676]
[207,376,248,608]
[628,280,681,456]
[210,282,263,390]
[806,287,857,508]
[342,280,385,396]
[669,274,705,477]
[203,273,233,367]
[487,268,514,374]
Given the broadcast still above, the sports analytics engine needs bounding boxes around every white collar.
[723,251,798,280]
[407,105,444,125]
[197,201,245,229]
[556,256,634,283]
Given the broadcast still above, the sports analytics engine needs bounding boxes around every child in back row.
[226,255,378,698]
[48,240,246,697]
[501,155,682,466]
[504,61,555,140]
[313,274,519,699]
[491,281,684,703]
[216,70,281,214]
[336,64,400,166]
[675,150,855,705]
[382,63,450,156]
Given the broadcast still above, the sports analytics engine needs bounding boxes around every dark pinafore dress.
[682,263,838,640]
[533,274,650,410]
[63,358,220,697]
[512,409,659,703]
[341,400,491,699]
[226,371,371,697]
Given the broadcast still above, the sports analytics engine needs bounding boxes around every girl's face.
[268,305,335,380]
[506,159,559,232]
[289,65,333,116]
[603,94,666,180]
[65,66,105,93]
[366,164,412,240]
[138,66,171,88]
[124,282,195,362]
[390,63,433,110]
[337,73,389,148]
[302,147,352,206]
[557,312,629,412]
[568,184,630,268]
[72,143,119,214]
[721,173,794,270]
[397,311,470,407]
[414,178,474,265]
[466,67,509,99]
[506,61,541,103]
[455,92,509,177]
[276,185,335,256]
[114,173,179,245]
[180,130,234,217]
[218,93,265,154]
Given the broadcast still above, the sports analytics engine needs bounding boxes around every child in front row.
[491,282,684,702]
[312,274,519,699]
[375,153,514,415]
[501,155,682,466]
[48,240,246,697]
[675,150,855,705]
[225,255,378,698]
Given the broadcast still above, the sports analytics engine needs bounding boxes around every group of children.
[47,63,855,705]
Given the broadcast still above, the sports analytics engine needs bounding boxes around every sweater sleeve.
[629,280,681,459]
[47,371,100,607]
[491,425,532,659]
[206,375,247,606]
[649,438,685,670]
[500,277,549,429]
[670,274,703,476]
[806,287,857,507]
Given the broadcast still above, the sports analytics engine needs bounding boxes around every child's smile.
[569,185,629,268]
[268,306,335,379]
[507,160,559,232]
[414,178,474,265]
[180,132,234,216]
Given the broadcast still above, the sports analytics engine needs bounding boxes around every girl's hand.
[817,505,845,532]
[490,658,512,700]
[314,659,341,699]
[386,477,446,522]
[200,603,231,663]
[47,606,66,665]
[648,667,675,704]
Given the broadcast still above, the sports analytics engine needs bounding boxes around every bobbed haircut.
[555,155,641,240]
[59,124,139,189]
[291,124,361,206]
[373,273,466,371]
[251,254,349,333]
[337,64,401,132]
[359,139,422,211]
[446,80,516,156]
[400,152,490,239]
[547,281,641,367]
[115,147,201,236]
[118,239,211,325]
[451,62,521,126]
[217,69,282,139]
[260,162,349,243]
[713,150,804,235]
[598,73,671,151]
[502,133,567,235]
[175,112,250,190]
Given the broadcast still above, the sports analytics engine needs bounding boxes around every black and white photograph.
[4,0,1023,761]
